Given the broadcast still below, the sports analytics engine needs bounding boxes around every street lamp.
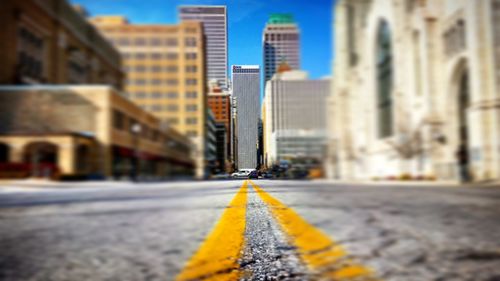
[131,123,142,182]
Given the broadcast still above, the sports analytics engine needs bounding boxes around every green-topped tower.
[263,14,300,87]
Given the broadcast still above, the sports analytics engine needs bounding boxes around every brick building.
[207,81,233,170]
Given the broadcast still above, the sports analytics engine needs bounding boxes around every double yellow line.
[175,180,379,281]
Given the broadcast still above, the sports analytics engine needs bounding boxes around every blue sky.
[71,0,335,79]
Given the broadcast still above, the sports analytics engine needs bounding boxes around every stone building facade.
[328,0,500,182]
[0,0,123,89]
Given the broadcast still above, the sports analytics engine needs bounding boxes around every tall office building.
[263,69,330,167]
[262,14,300,86]
[179,6,228,89]
[232,65,260,169]
[91,16,207,178]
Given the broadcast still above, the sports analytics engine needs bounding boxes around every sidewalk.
[314,178,500,188]
[0,178,203,193]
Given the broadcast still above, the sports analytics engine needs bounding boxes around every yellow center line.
[249,180,380,280]
[175,181,248,281]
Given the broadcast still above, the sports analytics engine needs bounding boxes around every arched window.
[376,20,394,138]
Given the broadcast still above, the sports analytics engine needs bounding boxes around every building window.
[166,53,178,60]
[167,118,179,125]
[185,37,197,47]
[150,38,162,46]
[151,65,162,72]
[134,38,147,46]
[167,104,179,112]
[186,104,198,112]
[185,53,197,60]
[166,65,178,73]
[376,20,394,138]
[347,5,357,66]
[151,53,162,60]
[186,131,198,137]
[186,118,198,125]
[117,37,130,46]
[113,110,125,130]
[135,92,147,99]
[167,92,178,99]
[135,79,146,85]
[135,65,146,72]
[166,38,178,46]
[134,52,147,60]
[186,79,197,85]
[17,26,46,82]
[151,105,163,112]
[186,91,198,98]
[152,92,163,99]
[166,79,178,85]
[186,65,197,73]
[444,19,467,57]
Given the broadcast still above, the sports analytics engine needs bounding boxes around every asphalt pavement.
[0,180,499,281]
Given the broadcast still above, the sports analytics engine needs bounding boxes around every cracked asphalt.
[0,180,500,281]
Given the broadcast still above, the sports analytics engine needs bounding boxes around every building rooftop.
[267,14,295,24]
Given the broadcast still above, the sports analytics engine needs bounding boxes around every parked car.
[261,172,273,179]
[231,170,250,179]
[248,170,259,179]
[231,169,255,179]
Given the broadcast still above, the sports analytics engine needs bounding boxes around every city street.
[0,180,499,281]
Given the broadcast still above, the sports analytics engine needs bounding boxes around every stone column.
[58,138,75,175]
[9,142,26,163]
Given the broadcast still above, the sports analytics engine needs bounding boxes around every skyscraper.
[262,14,300,86]
[179,6,228,89]
[232,65,260,169]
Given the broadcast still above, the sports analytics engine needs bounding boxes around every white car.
[231,169,255,179]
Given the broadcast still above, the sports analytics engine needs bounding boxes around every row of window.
[113,110,163,142]
[122,52,198,60]
[264,33,299,41]
[130,91,198,99]
[124,65,197,73]
[17,27,45,81]
[139,104,199,112]
[126,78,198,86]
[112,37,198,47]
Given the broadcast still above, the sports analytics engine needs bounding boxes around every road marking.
[250,181,380,280]
[175,181,248,281]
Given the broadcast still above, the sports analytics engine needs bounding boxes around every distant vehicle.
[231,169,255,179]
[212,173,230,180]
[248,170,259,179]
[261,172,273,179]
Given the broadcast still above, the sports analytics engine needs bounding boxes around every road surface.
[0,180,499,281]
